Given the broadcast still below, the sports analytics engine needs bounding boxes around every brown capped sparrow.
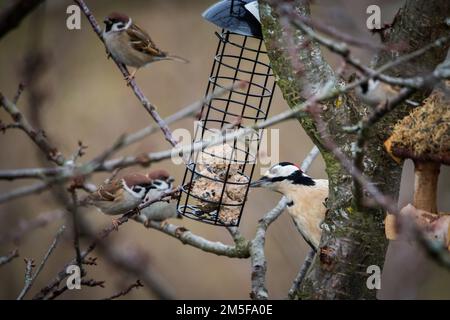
[103,12,188,83]
[133,170,179,227]
[251,162,328,250]
[86,172,154,228]
[356,79,418,108]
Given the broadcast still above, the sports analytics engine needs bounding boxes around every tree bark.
[260,0,450,299]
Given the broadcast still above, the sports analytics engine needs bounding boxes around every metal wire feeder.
[177,0,276,226]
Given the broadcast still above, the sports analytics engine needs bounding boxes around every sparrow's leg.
[160,220,169,228]
[125,69,138,85]
[111,218,121,231]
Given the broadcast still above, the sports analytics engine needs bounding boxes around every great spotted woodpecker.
[251,162,328,250]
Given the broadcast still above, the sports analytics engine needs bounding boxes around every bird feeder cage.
[177,0,276,226]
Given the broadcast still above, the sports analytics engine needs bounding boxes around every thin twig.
[45,278,105,300]
[145,221,250,258]
[69,191,83,271]
[301,146,320,171]
[0,0,45,40]
[0,82,244,181]
[102,280,143,300]
[17,225,65,300]
[287,249,315,299]
[0,210,64,245]
[249,198,287,300]
[277,2,450,88]
[0,249,19,266]
[0,93,65,165]
[13,82,25,104]
[309,103,398,215]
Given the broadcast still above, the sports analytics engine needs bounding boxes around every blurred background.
[0,0,449,299]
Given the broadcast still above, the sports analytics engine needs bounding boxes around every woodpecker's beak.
[250,176,270,188]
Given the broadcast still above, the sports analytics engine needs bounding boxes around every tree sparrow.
[251,162,328,251]
[86,172,154,217]
[133,170,179,226]
[102,12,188,82]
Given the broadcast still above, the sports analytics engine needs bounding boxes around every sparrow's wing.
[87,179,123,202]
[126,24,167,58]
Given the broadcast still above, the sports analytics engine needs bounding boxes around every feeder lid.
[202,0,263,39]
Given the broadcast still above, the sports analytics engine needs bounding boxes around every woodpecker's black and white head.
[250,162,315,192]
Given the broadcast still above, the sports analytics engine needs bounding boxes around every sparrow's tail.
[165,55,189,64]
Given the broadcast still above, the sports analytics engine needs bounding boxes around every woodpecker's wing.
[127,24,167,58]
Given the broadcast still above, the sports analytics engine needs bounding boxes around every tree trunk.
[260,0,450,299]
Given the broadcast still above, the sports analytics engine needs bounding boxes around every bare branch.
[249,198,287,300]
[309,103,399,215]
[102,280,143,300]
[0,0,45,40]
[288,249,315,299]
[0,82,242,181]
[144,221,250,258]
[0,93,65,165]
[274,1,450,89]
[17,225,65,300]
[94,244,174,299]
[0,209,64,245]
[300,146,320,171]
[0,181,50,204]
[0,249,19,266]
[45,278,105,300]
[68,191,83,271]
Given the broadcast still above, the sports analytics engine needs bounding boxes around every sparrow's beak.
[167,177,175,184]
[250,176,270,188]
